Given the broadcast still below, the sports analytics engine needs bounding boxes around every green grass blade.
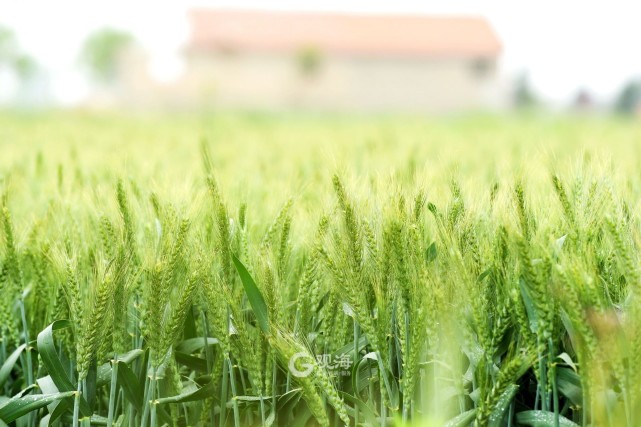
[48,397,74,426]
[488,384,519,427]
[0,344,26,389]
[443,409,477,427]
[363,352,399,410]
[0,390,75,423]
[232,255,270,334]
[516,410,580,427]
[96,349,144,388]
[36,321,75,392]
[174,352,208,372]
[116,362,143,413]
[556,367,582,406]
[36,321,92,418]
[175,337,219,354]
[156,377,216,404]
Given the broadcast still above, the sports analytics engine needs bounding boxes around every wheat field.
[1,112,641,426]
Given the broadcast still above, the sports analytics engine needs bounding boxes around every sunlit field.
[1,112,641,426]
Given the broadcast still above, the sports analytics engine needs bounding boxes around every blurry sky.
[1,0,640,106]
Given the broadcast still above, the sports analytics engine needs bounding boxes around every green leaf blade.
[232,255,270,334]
[0,391,75,423]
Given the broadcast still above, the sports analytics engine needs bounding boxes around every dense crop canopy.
[1,113,641,426]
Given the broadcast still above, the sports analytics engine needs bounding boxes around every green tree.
[513,72,538,109]
[13,54,37,82]
[614,80,640,115]
[80,28,133,84]
[0,26,18,62]
[0,25,40,95]
[296,46,323,77]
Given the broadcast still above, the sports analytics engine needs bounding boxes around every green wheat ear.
[78,273,113,380]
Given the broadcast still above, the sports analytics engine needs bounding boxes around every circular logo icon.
[289,352,314,378]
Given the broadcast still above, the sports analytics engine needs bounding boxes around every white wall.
[178,51,504,112]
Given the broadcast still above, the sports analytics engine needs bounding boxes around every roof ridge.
[187,8,501,58]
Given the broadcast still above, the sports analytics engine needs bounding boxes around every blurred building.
[178,9,504,113]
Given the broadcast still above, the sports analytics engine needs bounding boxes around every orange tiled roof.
[187,9,501,58]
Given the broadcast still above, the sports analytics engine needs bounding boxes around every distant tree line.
[614,80,641,115]
[79,28,133,85]
[0,25,38,84]
[513,70,641,115]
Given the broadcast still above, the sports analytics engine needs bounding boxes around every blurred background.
[1,0,640,116]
